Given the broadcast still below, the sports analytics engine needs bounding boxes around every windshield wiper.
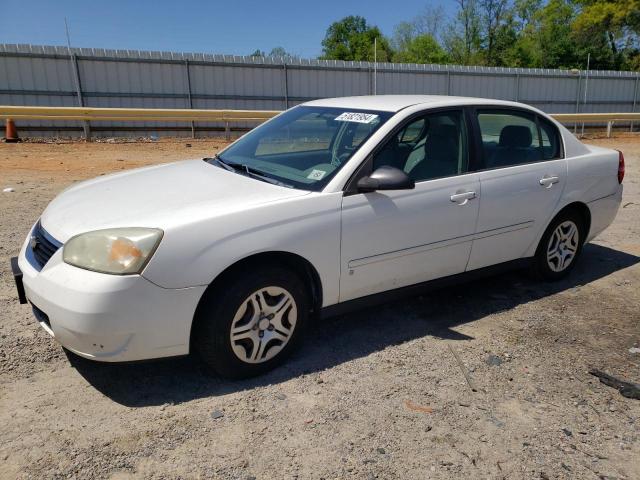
[211,155,293,189]
[234,164,294,189]
[208,154,236,172]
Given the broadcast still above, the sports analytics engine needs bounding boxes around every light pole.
[373,37,377,95]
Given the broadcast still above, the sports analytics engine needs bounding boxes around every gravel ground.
[0,136,638,480]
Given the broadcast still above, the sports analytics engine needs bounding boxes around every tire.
[193,265,309,379]
[531,210,585,281]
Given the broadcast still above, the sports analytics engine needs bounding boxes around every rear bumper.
[586,185,623,242]
[16,237,206,362]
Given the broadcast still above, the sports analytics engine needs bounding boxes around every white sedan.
[11,95,624,378]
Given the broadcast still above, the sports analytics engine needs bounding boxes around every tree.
[392,5,447,54]
[512,0,543,33]
[479,0,513,64]
[392,21,417,54]
[574,0,640,36]
[528,0,581,68]
[443,0,484,64]
[490,0,639,70]
[572,0,640,69]
[267,47,299,60]
[321,16,393,61]
[413,4,447,40]
[268,47,288,57]
[250,47,298,60]
[510,0,617,69]
[394,34,450,64]
[315,1,640,70]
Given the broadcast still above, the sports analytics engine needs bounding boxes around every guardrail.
[0,106,279,121]
[552,112,640,137]
[0,106,280,140]
[2,106,640,139]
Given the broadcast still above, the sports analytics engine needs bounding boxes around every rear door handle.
[539,175,559,188]
[450,190,477,205]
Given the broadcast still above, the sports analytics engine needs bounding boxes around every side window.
[477,110,542,168]
[373,110,468,182]
[399,119,425,143]
[538,117,562,160]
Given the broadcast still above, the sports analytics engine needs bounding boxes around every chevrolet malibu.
[11,95,624,378]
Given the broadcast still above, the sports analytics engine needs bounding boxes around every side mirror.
[357,165,415,192]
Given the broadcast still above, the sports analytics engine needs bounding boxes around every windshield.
[210,106,393,191]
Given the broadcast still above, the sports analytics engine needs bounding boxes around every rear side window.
[538,117,562,160]
[476,109,560,169]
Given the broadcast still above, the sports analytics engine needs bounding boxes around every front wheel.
[193,266,309,378]
[531,212,585,280]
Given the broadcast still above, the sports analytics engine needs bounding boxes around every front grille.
[29,222,62,270]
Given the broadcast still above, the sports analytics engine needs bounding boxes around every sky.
[0,0,453,59]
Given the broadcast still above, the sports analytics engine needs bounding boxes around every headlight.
[63,228,163,275]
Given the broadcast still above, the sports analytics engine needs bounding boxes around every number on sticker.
[335,112,379,124]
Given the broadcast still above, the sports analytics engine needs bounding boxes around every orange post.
[3,118,20,143]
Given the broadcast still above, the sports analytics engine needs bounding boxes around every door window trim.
[343,106,478,195]
[469,105,565,173]
[535,114,565,160]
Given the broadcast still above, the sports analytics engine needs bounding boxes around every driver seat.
[406,124,459,180]
[373,135,412,171]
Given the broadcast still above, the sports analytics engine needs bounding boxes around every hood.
[40,160,309,242]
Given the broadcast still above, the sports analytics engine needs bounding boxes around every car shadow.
[66,243,639,407]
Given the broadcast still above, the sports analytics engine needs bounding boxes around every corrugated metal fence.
[1,43,639,137]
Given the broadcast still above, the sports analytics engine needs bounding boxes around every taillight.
[617,150,625,184]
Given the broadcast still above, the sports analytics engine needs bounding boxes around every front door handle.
[539,175,559,188]
[450,190,477,205]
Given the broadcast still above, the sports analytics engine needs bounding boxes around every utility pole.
[581,53,590,137]
[65,18,90,140]
[373,37,377,95]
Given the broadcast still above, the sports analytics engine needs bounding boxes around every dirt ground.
[0,136,639,480]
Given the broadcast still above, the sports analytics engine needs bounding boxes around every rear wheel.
[193,266,309,378]
[531,211,585,280]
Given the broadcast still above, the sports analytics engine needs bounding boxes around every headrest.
[499,125,532,148]
[430,124,458,139]
[425,124,458,163]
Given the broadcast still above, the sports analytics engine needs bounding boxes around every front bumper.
[10,256,27,304]
[14,234,206,362]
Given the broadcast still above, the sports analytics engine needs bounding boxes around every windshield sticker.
[307,169,327,180]
[334,112,379,124]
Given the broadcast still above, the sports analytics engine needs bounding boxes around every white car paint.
[466,158,568,270]
[341,173,481,300]
[16,95,623,362]
[40,160,310,242]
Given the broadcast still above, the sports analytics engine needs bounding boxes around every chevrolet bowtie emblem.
[30,235,39,250]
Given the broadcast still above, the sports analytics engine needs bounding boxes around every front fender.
[142,192,343,307]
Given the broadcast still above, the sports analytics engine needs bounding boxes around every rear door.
[340,109,481,301]
[467,108,567,271]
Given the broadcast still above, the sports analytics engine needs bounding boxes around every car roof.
[303,95,531,113]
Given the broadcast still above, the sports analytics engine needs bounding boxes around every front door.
[340,109,480,302]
